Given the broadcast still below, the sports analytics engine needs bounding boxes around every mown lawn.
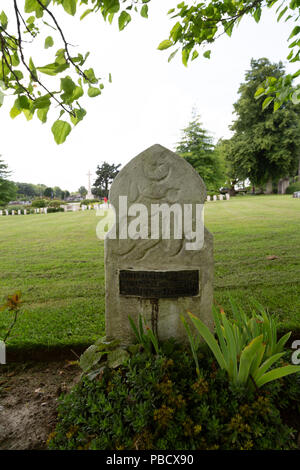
[0,211,105,351]
[0,195,299,351]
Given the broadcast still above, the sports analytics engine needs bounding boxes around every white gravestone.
[225,193,230,200]
[213,195,217,201]
[105,144,214,345]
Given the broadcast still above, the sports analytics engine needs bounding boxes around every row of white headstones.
[0,208,48,215]
[0,203,110,216]
[207,194,230,201]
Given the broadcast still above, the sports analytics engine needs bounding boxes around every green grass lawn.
[0,195,299,351]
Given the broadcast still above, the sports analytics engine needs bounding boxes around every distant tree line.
[177,58,300,195]
[14,182,71,200]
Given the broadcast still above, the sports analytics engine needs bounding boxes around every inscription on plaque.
[119,270,199,298]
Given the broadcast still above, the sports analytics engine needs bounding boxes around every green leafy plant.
[48,340,300,450]
[181,314,201,377]
[185,305,300,390]
[79,336,129,380]
[229,297,291,359]
[128,314,160,355]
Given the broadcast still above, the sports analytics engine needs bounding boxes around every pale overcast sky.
[1,1,298,192]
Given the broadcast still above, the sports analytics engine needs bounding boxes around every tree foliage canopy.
[93,161,121,197]
[223,58,300,189]
[176,113,225,191]
[1,1,300,143]
[0,158,17,205]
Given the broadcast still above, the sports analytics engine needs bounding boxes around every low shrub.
[286,182,300,194]
[31,199,47,208]
[48,200,63,208]
[48,339,300,450]
[80,199,100,206]
[5,205,26,212]
[47,207,64,213]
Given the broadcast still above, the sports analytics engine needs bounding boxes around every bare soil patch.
[0,360,81,450]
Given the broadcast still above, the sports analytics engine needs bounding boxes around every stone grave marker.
[104,144,214,345]
[213,195,217,201]
[225,193,230,200]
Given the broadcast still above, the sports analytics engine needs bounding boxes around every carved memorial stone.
[105,144,214,344]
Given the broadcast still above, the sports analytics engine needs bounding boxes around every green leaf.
[188,312,227,370]
[253,7,261,23]
[192,50,199,61]
[37,62,69,76]
[70,107,86,126]
[140,4,148,18]
[170,22,182,42]
[262,96,274,110]
[203,50,211,59]
[61,76,76,96]
[88,86,101,97]
[37,106,49,123]
[289,26,300,40]
[237,336,264,385]
[32,95,51,110]
[29,57,37,80]
[168,48,179,62]
[10,105,21,119]
[51,120,72,144]
[62,0,77,16]
[83,68,98,84]
[273,100,281,111]
[182,48,190,66]
[118,11,131,31]
[157,40,173,50]
[79,344,106,373]
[0,10,8,30]
[0,90,4,108]
[224,21,234,37]
[256,365,300,388]
[277,6,288,22]
[80,8,93,20]
[107,348,129,368]
[25,0,51,17]
[44,36,54,49]
[254,87,265,99]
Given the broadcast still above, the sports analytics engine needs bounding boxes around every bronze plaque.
[119,270,199,298]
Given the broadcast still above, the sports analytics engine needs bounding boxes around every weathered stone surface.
[105,144,214,345]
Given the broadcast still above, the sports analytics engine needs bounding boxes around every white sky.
[1,1,299,192]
